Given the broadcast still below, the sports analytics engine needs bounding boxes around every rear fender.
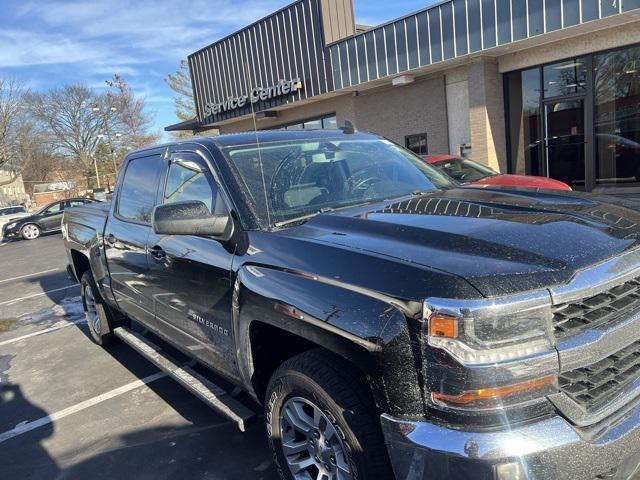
[66,222,115,306]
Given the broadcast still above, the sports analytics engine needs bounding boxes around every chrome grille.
[552,278,640,337]
[559,340,640,411]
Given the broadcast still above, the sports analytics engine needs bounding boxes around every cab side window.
[163,157,219,214]
[118,155,164,223]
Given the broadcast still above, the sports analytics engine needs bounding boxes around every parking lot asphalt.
[0,234,278,480]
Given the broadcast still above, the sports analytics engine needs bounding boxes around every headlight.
[425,291,555,365]
[4,222,17,230]
[424,292,559,414]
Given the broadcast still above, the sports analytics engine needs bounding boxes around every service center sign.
[204,78,303,116]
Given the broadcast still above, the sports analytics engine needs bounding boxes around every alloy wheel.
[22,225,39,240]
[84,284,101,335]
[280,396,353,480]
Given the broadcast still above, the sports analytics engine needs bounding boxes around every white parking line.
[0,371,167,444]
[0,319,86,347]
[0,268,64,285]
[0,285,79,307]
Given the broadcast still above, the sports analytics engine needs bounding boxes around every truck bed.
[63,201,110,249]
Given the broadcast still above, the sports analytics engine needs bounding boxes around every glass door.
[544,99,587,190]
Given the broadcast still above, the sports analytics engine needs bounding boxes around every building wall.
[351,76,449,153]
[498,21,640,73]
[33,191,67,207]
[468,58,507,172]
[218,94,355,133]
[219,75,450,155]
[445,67,471,155]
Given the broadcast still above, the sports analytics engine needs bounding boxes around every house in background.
[0,170,29,207]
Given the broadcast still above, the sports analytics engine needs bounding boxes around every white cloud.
[8,0,289,67]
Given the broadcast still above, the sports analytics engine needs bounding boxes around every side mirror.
[152,201,234,241]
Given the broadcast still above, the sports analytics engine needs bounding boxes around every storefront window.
[507,68,542,175]
[543,58,587,97]
[322,116,337,129]
[594,46,640,185]
[281,115,337,131]
[405,133,428,155]
[303,119,322,130]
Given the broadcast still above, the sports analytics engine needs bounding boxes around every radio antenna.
[243,60,272,228]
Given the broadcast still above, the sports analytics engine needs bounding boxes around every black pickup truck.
[63,129,640,480]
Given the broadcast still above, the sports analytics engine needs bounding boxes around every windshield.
[434,158,497,183]
[222,137,454,227]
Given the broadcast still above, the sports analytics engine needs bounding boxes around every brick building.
[167,0,640,196]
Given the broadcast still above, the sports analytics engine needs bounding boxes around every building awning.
[164,117,207,132]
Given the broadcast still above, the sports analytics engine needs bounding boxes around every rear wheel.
[21,224,40,240]
[265,349,393,480]
[81,271,114,346]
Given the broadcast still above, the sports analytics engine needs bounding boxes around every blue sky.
[1,0,433,136]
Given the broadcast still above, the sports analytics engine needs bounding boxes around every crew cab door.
[104,151,165,328]
[146,151,238,379]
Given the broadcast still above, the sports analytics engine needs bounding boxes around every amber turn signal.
[432,375,556,406]
[428,313,458,339]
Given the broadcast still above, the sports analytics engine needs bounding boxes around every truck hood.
[285,188,640,297]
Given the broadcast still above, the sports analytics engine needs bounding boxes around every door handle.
[148,245,166,260]
[106,234,117,246]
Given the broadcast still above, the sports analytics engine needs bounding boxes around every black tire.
[21,223,41,240]
[80,271,114,346]
[265,349,393,480]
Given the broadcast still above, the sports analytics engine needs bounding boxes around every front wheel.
[81,271,114,346]
[21,224,40,240]
[265,349,393,480]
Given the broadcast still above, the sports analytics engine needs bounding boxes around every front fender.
[233,265,427,416]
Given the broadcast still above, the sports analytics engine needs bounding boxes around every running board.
[113,326,255,432]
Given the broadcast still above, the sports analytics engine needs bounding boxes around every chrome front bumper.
[381,406,640,480]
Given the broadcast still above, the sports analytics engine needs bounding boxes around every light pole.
[92,104,121,189]
[92,153,101,188]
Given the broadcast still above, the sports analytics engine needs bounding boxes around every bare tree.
[0,77,34,185]
[20,139,66,195]
[28,85,104,185]
[105,74,159,151]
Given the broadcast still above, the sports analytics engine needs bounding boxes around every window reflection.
[507,68,542,176]
[543,59,587,97]
[280,115,337,131]
[595,46,640,185]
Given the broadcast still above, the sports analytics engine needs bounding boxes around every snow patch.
[22,296,85,325]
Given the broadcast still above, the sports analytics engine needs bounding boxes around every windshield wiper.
[273,207,337,228]
[273,212,322,228]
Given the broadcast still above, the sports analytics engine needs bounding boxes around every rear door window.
[117,155,165,223]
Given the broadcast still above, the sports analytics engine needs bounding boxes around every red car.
[424,154,572,191]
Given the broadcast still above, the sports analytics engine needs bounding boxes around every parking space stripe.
[0,285,79,307]
[0,319,86,347]
[0,268,64,285]
[0,371,167,444]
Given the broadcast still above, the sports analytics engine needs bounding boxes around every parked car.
[425,154,573,191]
[64,130,640,480]
[0,205,29,240]
[3,198,93,240]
